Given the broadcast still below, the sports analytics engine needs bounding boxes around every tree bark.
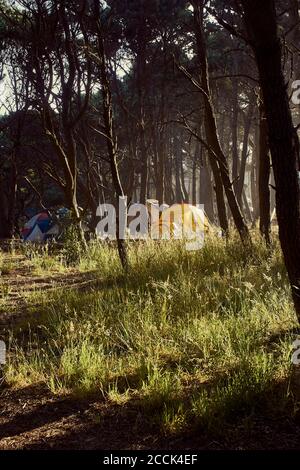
[258,99,271,245]
[237,98,254,205]
[199,150,214,222]
[192,142,198,205]
[231,76,239,195]
[241,0,300,317]
[250,115,260,222]
[0,185,10,239]
[94,0,128,269]
[174,134,186,203]
[192,0,250,242]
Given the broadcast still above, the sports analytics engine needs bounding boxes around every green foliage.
[61,224,85,266]
[0,251,13,275]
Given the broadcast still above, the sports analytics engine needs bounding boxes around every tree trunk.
[94,0,128,269]
[208,150,227,232]
[199,118,227,231]
[139,141,148,204]
[251,117,260,222]
[289,0,300,70]
[258,99,271,245]
[199,150,214,222]
[192,143,198,205]
[192,0,250,243]
[242,190,253,223]
[180,145,189,202]
[237,98,254,205]
[231,76,239,195]
[63,127,86,247]
[156,130,165,204]
[0,185,10,239]
[137,12,148,205]
[165,129,174,205]
[174,135,186,203]
[0,153,18,240]
[241,0,300,317]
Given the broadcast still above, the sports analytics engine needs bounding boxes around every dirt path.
[0,384,158,450]
[1,382,300,450]
[0,254,99,330]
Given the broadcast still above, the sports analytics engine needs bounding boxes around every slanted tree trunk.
[199,150,214,222]
[207,143,227,233]
[94,0,128,269]
[199,119,227,231]
[31,2,87,247]
[241,0,300,318]
[242,190,253,223]
[192,0,250,243]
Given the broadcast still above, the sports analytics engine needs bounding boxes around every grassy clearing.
[0,252,13,276]
[2,232,300,437]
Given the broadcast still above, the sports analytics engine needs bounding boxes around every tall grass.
[3,232,299,436]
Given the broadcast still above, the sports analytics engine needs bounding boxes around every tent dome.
[150,203,212,240]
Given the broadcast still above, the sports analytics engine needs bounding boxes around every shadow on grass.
[1,252,191,338]
[266,327,300,347]
[0,382,156,450]
[0,363,299,450]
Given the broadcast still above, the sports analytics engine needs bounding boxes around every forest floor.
[1,237,300,450]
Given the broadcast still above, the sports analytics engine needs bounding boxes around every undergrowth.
[3,231,300,438]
